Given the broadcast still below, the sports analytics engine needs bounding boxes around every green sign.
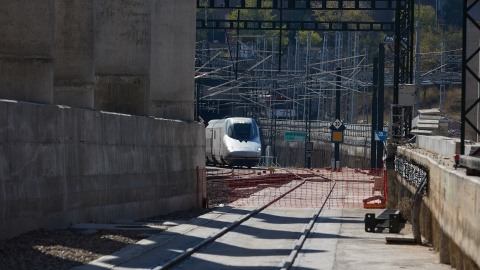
[284,131,306,142]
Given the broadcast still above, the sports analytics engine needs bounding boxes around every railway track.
[153,170,336,270]
[77,167,382,270]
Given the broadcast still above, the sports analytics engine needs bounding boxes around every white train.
[205,117,262,168]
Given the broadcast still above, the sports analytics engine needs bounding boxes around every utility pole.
[334,67,342,165]
[304,32,311,121]
[295,32,300,120]
[345,32,352,123]
[370,57,379,169]
[440,40,446,111]
[317,32,328,120]
[377,43,385,169]
[414,21,421,116]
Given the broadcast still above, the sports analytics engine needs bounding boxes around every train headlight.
[257,147,262,151]
[227,146,234,151]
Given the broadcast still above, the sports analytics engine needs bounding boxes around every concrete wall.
[0,99,205,240]
[391,144,480,269]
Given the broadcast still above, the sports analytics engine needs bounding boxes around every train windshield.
[227,121,258,141]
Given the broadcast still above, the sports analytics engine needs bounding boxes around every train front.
[223,118,261,167]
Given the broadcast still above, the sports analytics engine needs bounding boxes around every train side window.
[227,126,233,137]
[252,122,258,138]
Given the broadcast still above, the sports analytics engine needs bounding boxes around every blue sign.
[374,131,387,141]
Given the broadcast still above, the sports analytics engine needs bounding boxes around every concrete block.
[54,87,94,109]
[25,60,54,104]
[82,144,103,176]
[65,176,87,194]
[121,115,137,146]
[416,135,458,157]
[0,58,54,105]
[7,102,38,143]
[155,148,168,173]
[0,101,7,143]
[167,121,180,147]
[103,113,121,145]
[37,104,64,143]
[63,107,85,143]
[418,114,441,120]
[459,179,479,259]
[161,120,174,147]
[0,0,54,55]
[54,0,95,82]
[147,147,159,174]
[136,117,154,147]
[193,122,206,147]
[182,148,192,170]
[418,108,441,115]
[102,145,119,175]
[0,145,8,179]
[15,178,45,200]
[119,202,141,220]
[149,101,194,121]
[67,190,100,211]
[65,143,83,177]
[153,119,168,147]
[115,147,127,175]
[94,75,149,116]
[8,143,39,179]
[141,181,157,201]
[149,0,195,121]
[160,147,175,172]
[120,146,135,174]
[37,144,65,178]
[132,146,148,174]
[94,1,151,75]
[99,205,124,223]
[177,121,188,146]
[416,123,439,129]
[83,110,103,143]
[39,193,65,214]
[104,179,125,205]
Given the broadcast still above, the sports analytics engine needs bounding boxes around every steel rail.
[155,170,336,270]
[279,170,337,270]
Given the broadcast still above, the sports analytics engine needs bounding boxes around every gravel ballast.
[0,208,212,270]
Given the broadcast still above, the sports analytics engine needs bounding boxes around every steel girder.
[461,0,480,155]
[197,0,397,10]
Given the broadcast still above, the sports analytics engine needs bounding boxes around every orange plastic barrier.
[198,167,386,208]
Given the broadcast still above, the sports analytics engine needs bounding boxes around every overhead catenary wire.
[195,32,461,123]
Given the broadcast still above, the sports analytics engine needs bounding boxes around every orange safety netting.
[197,167,386,208]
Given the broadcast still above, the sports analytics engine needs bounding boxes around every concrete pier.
[0,0,55,104]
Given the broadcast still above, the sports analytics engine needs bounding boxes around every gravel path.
[0,208,212,270]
